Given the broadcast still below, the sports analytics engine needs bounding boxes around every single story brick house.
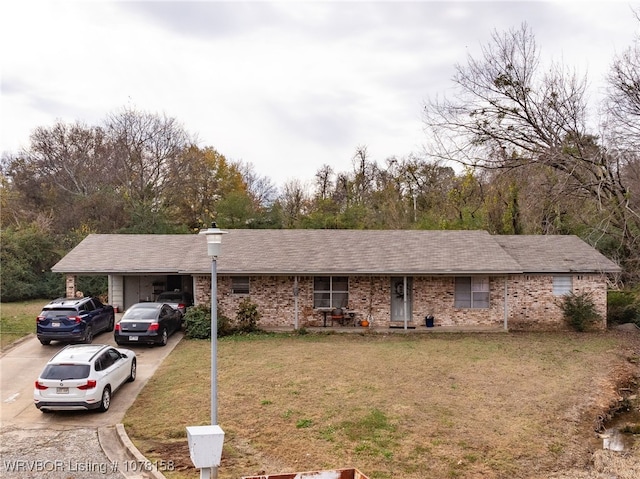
[51,229,620,331]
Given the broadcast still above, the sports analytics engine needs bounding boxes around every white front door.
[390,277,413,323]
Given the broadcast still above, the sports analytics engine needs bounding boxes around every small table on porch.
[317,308,358,327]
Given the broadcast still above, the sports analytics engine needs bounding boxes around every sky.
[1,1,639,189]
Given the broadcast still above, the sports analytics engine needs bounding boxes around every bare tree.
[22,121,113,196]
[278,179,310,228]
[234,161,278,207]
[605,26,640,151]
[351,145,375,205]
[104,107,191,211]
[2,121,127,232]
[314,164,334,201]
[423,22,640,279]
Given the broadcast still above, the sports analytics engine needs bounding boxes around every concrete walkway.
[265,324,507,334]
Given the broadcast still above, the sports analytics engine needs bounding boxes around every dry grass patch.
[124,331,640,479]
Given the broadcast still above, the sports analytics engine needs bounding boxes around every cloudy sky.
[1,1,638,188]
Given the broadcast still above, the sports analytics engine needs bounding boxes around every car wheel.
[127,358,137,382]
[98,387,111,412]
[107,315,115,332]
[39,339,51,346]
[84,327,93,344]
[158,328,168,347]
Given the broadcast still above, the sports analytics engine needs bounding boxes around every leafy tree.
[219,162,280,229]
[0,224,64,301]
[217,191,257,227]
[163,145,244,231]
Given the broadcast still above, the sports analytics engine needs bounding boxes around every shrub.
[607,290,640,326]
[183,304,233,339]
[235,298,261,333]
[184,299,261,339]
[560,292,602,332]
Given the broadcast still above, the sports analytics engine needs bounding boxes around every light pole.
[203,223,227,425]
[187,223,227,479]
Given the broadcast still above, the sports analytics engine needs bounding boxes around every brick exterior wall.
[506,273,607,330]
[194,273,609,331]
[65,275,77,298]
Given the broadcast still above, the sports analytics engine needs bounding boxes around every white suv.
[34,344,136,413]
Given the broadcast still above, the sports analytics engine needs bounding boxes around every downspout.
[294,276,299,330]
[504,276,508,331]
[403,276,408,331]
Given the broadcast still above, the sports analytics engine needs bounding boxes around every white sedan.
[33,343,136,413]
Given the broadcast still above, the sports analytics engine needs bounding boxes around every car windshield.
[41,364,90,380]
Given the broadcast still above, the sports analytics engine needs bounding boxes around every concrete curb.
[98,424,167,479]
[0,333,34,358]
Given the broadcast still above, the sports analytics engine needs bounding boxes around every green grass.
[0,300,44,350]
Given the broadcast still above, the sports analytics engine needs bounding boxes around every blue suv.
[36,297,115,345]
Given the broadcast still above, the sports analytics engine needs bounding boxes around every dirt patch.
[139,435,288,477]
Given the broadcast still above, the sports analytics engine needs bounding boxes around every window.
[454,277,490,309]
[313,276,348,308]
[232,277,250,294]
[42,364,90,380]
[553,276,573,296]
[96,353,113,371]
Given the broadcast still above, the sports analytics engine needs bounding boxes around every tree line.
[1,21,639,301]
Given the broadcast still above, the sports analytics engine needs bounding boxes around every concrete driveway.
[0,326,183,478]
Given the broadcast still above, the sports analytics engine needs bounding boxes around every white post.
[403,277,408,330]
[294,276,299,330]
[504,276,508,331]
[211,257,218,425]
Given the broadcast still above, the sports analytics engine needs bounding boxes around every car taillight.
[77,380,97,390]
[70,316,82,323]
[148,322,159,331]
[178,303,186,310]
[36,315,45,322]
[35,381,48,390]
[114,323,121,331]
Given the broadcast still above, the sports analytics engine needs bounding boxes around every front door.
[390,277,413,323]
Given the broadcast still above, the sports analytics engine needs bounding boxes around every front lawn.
[124,331,640,479]
[0,300,43,350]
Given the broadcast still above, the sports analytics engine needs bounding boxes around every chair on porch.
[330,308,345,326]
[330,307,357,326]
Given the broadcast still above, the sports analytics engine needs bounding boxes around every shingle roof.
[51,230,620,275]
[493,235,620,273]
